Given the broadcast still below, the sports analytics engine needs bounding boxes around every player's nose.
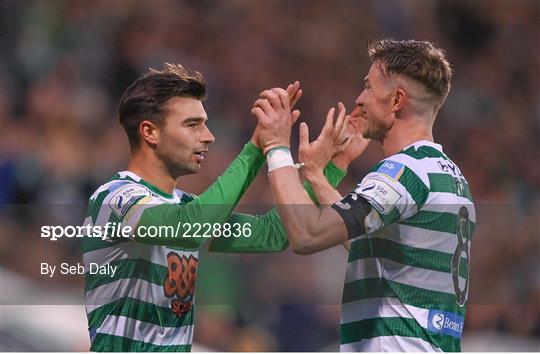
[201,125,216,144]
[355,90,366,107]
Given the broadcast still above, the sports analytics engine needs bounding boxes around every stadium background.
[1,0,538,351]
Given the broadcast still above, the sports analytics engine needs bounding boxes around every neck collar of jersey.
[403,140,443,153]
[116,170,176,200]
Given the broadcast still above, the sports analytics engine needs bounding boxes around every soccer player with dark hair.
[82,63,360,351]
[253,39,475,352]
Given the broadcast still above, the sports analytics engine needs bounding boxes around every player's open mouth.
[193,151,207,163]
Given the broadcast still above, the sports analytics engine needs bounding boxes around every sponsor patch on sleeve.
[109,184,151,217]
[377,160,405,180]
[354,178,401,215]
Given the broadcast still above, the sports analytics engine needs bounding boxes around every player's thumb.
[299,122,310,150]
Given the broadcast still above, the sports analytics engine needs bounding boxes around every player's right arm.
[271,154,432,254]
[255,90,428,254]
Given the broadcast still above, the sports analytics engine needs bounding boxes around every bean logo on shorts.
[164,252,198,316]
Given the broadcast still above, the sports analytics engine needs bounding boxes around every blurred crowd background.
[1,0,539,351]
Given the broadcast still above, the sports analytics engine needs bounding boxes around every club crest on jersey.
[377,160,405,180]
[164,252,198,317]
[108,184,150,217]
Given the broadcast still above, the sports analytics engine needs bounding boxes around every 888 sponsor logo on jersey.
[164,252,198,316]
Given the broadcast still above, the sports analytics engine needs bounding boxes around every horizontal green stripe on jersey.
[428,173,473,201]
[88,297,193,329]
[342,278,465,316]
[348,238,468,278]
[400,210,476,239]
[85,258,167,291]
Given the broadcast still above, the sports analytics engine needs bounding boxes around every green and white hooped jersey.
[83,171,197,352]
[334,141,475,352]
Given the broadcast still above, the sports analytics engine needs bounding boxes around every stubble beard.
[156,145,199,179]
[166,156,199,178]
[362,117,389,143]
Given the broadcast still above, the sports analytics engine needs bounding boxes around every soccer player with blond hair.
[254,38,475,352]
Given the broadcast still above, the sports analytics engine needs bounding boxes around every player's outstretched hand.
[251,87,294,155]
[331,105,371,170]
[299,102,351,180]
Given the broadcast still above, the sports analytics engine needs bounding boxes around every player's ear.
[139,120,160,146]
[392,88,407,114]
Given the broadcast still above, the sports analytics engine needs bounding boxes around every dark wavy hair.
[118,63,206,149]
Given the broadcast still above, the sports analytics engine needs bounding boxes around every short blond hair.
[368,38,453,109]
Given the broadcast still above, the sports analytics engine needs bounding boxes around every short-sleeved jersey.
[333,141,475,352]
[83,171,197,352]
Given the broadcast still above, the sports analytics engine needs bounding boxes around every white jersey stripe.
[396,224,458,254]
[360,223,459,254]
[341,298,428,326]
[424,193,477,222]
[345,257,460,295]
[340,335,440,352]
[86,273,169,312]
[98,315,193,346]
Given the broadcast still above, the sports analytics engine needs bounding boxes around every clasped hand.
[251,82,370,175]
[250,82,302,155]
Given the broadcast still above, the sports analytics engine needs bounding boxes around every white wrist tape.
[267,147,294,172]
